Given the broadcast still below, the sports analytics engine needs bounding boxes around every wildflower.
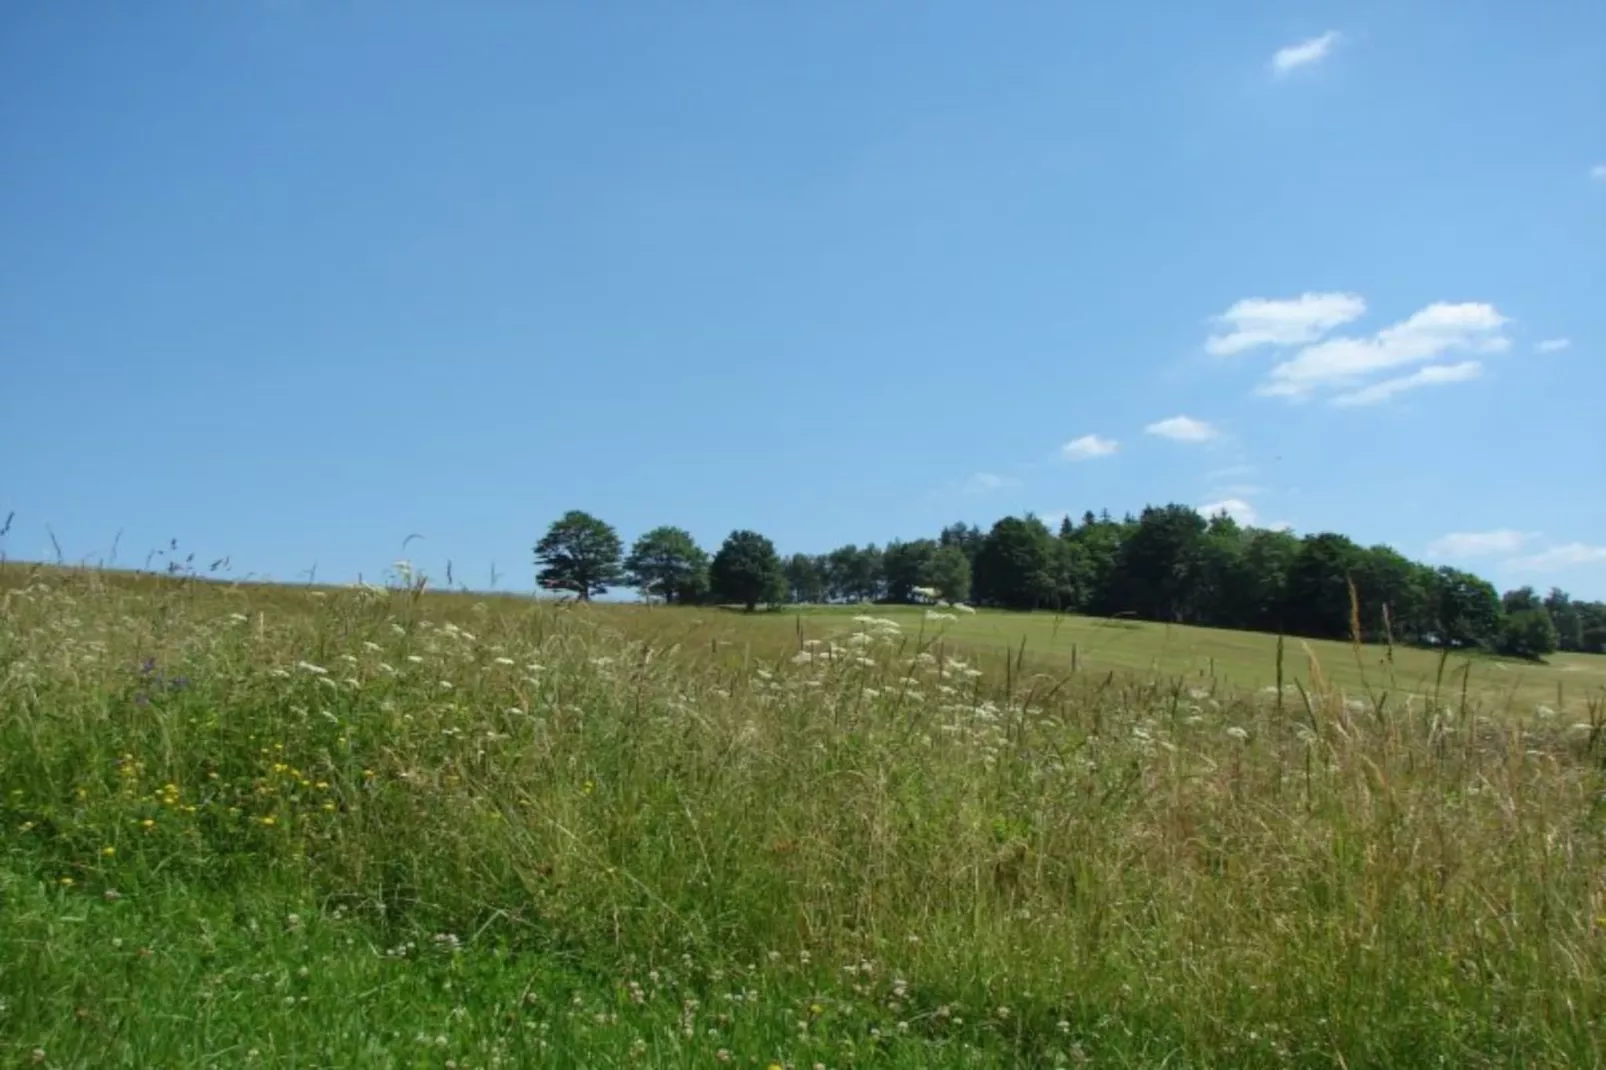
[494,656,515,666]
[140,818,155,830]
[406,655,424,664]
[296,660,327,676]
[259,816,277,827]
[1226,726,1249,741]
[439,680,454,691]
[58,876,74,887]
[101,846,115,857]
[103,889,121,902]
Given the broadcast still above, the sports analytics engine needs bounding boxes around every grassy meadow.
[3,564,1606,1067]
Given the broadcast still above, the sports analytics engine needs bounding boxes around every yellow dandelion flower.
[315,781,329,790]
[260,816,277,827]
[101,846,116,857]
[322,802,336,812]
[59,876,74,887]
[140,818,155,830]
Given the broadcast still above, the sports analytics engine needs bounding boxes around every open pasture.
[2,566,1604,1067]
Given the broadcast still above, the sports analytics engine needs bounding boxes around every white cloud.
[1271,31,1341,74]
[1258,302,1509,401]
[1206,292,1366,356]
[1427,530,1536,558]
[1145,415,1218,443]
[1266,520,1293,533]
[1505,543,1606,572]
[1535,337,1571,353]
[1198,498,1257,525]
[1330,360,1483,407]
[1591,164,1606,181]
[962,472,1017,494]
[1061,434,1119,460]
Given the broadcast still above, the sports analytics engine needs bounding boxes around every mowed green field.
[4,566,1605,1067]
[593,601,1606,721]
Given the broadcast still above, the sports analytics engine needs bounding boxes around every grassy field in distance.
[3,564,1604,1067]
[582,600,1605,722]
[792,603,1605,718]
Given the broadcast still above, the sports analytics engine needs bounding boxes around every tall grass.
[3,567,1604,1066]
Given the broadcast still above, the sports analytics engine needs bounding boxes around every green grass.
[787,603,1606,719]
[3,565,1605,1067]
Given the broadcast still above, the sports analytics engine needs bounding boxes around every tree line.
[533,506,1606,660]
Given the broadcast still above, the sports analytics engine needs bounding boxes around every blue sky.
[3,1,1604,598]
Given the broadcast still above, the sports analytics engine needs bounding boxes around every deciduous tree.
[624,526,709,604]
[533,510,624,601]
[709,530,785,612]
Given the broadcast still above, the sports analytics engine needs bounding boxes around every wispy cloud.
[1198,498,1257,525]
[1330,360,1483,407]
[1145,415,1218,443]
[1271,31,1341,74]
[1505,543,1606,572]
[1206,292,1365,356]
[1535,337,1571,353]
[1591,164,1606,181]
[962,472,1017,494]
[1427,529,1536,558]
[1061,434,1119,461]
[1257,302,1509,402]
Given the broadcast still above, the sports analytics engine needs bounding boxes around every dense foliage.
[536,506,1605,656]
